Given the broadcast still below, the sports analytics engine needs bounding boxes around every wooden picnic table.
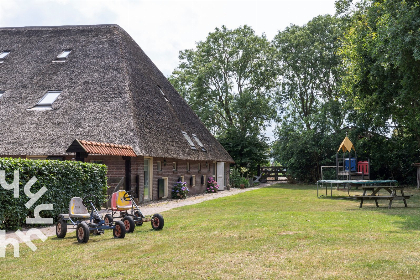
[355,186,410,208]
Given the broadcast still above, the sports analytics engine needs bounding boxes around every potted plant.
[239,177,249,189]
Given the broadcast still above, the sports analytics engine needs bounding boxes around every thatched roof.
[0,25,233,163]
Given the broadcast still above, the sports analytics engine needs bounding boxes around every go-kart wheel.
[134,211,143,226]
[123,216,135,233]
[113,221,126,238]
[151,213,164,230]
[56,219,67,238]
[104,214,113,226]
[76,222,90,243]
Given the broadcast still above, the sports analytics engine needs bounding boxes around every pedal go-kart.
[106,190,164,233]
[56,196,126,243]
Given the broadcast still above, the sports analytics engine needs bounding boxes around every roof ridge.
[0,24,121,31]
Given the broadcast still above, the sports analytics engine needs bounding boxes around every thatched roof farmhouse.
[0,24,233,201]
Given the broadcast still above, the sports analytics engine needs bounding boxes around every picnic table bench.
[353,186,410,208]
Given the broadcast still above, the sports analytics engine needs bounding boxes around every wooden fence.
[259,166,287,182]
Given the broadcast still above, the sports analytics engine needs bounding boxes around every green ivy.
[0,158,107,230]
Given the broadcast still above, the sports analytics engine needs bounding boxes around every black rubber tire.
[113,221,126,238]
[134,211,143,226]
[56,219,67,238]
[123,216,135,233]
[151,213,164,230]
[104,214,113,226]
[76,222,90,243]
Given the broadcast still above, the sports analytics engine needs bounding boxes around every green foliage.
[171,181,189,199]
[169,25,278,136]
[353,132,419,185]
[239,177,250,188]
[0,158,107,230]
[229,167,241,188]
[273,15,345,131]
[273,122,345,182]
[217,128,270,176]
[340,0,420,145]
[271,15,348,183]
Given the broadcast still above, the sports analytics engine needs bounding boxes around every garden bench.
[354,186,410,208]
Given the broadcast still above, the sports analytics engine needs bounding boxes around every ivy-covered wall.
[0,158,107,230]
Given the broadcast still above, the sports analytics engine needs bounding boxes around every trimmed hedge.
[0,158,107,230]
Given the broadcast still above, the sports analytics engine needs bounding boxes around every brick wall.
[25,154,230,204]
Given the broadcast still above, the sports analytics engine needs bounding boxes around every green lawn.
[2,184,420,279]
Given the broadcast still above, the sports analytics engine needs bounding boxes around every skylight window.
[0,51,10,63]
[57,50,71,59]
[192,134,207,152]
[0,91,4,98]
[53,50,72,62]
[158,85,169,102]
[182,131,197,150]
[32,90,62,110]
[0,51,10,59]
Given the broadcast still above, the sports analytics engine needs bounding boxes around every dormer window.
[53,50,71,62]
[0,51,10,63]
[192,134,207,152]
[182,131,196,150]
[32,90,62,110]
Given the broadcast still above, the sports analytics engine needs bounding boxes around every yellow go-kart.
[105,190,164,233]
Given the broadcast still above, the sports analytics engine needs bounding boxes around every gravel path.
[5,181,281,242]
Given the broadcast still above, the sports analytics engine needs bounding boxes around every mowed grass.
[2,184,420,279]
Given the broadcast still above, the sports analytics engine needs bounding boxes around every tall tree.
[271,15,347,182]
[340,0,420,145]
[273,15,345,132]
[169,25,278,137]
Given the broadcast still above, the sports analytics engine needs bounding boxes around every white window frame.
[32,90,62,110]
[182,131,197,150]
[191,175,196,187]
[192,134,207,152]
[162,177,169,198]
[57,50,71,59]
[144,157,153,201]
[0,51,10,60]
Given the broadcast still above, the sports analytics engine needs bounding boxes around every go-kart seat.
[111,190,133,211]
[69,197,91,219]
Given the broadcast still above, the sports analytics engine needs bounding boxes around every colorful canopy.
[337,136,355,153]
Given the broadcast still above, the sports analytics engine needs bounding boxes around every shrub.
[171,181,189,199]
[0,158,107,230]
[229,167,241,188]
[206,177,219,193]
[239,177,250,188]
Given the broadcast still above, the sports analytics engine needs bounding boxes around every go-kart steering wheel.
[82,194,97,206]
[123,192,132,201]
